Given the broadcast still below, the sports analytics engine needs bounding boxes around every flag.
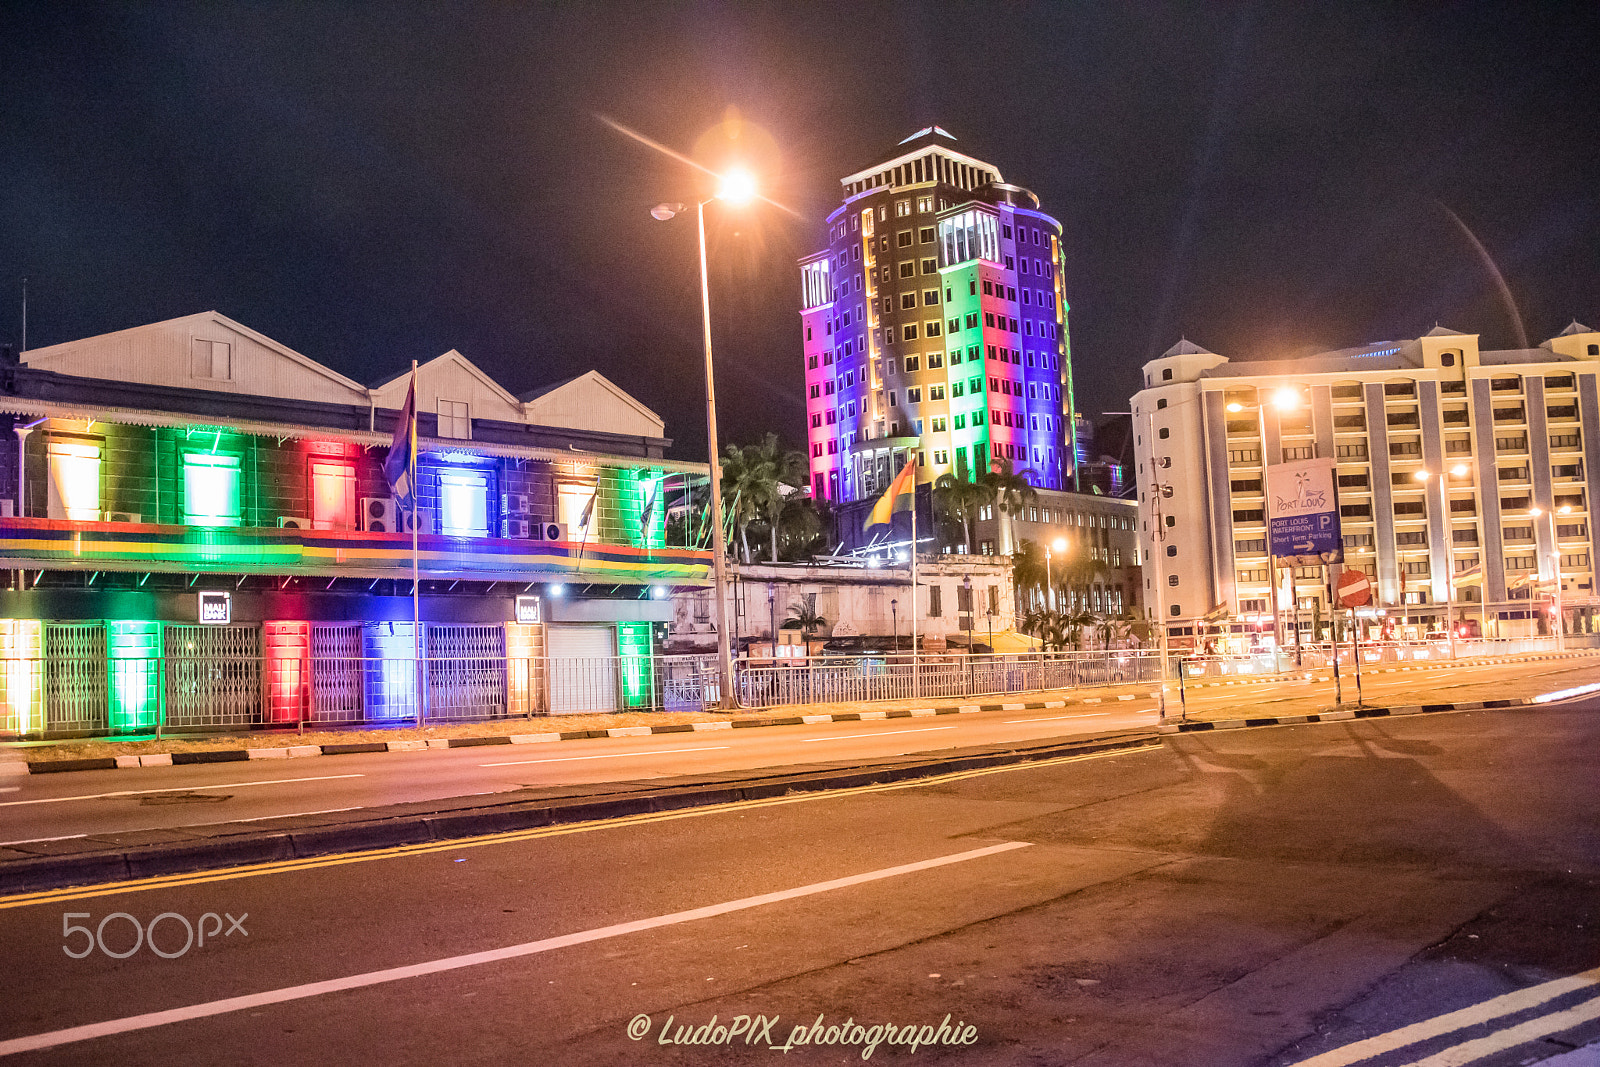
[382,375,416,509]
[864,459,916,530]
[639,480,659,531]
[1201,602,1230,623]
[1454,562,1484,587]
[578,491,597,531]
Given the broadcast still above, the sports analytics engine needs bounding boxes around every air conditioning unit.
[534,521,567,542]
[361,497,397,533]
[501,493,531,515]
[501,517,530,539]
[277,515,311,530]
[401,509,432,534]
[103,511,142,524]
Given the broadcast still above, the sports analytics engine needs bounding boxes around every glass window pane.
[439,471,488,536]
[182,454,242,527]
[47,442,102,521]
[311,462,356,530]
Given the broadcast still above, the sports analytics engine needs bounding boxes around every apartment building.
[1132,323,1600,641]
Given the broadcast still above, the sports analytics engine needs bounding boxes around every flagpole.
[911,475,920,698]
[410,360,421,728]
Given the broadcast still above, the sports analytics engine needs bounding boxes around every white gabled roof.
[22,311,370,404]
[520,370,665,438]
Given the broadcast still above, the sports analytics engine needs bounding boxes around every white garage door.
[546,624,618,714]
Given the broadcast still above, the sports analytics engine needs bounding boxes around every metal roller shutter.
[545,624,617,713]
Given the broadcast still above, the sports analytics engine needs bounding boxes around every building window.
[1162,368,1173,381]
[46,440,102,521]
[182,453,242,528]
[928,585,943,617]
[191,339,234,382]
[311,461,357,530]
[438,400,471,440]
[439,470,490,537]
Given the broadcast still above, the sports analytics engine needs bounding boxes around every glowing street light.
[716,166,757,205]
[1450,463,1470,477]
[650,164,761,709]
[1270,386,1303,412]
[1046,537,1068,614]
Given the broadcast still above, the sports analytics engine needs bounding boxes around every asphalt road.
[0,695,1595,1065]
[2,656,1594,848]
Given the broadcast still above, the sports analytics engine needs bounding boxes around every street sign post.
[1335,566,1370,706]
[1336,568,1372,608]
[1266,457,1342,565]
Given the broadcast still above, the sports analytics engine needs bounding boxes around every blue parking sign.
[1265,458,1343,564]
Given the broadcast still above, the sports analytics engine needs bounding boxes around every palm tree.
[782,593,828,643]
[759,437,808,563]
[1063,608,1097,650]
[983,460,1038,555]
[1012,539,1047,613]
[720,438,776,563]
[932,472,994,554]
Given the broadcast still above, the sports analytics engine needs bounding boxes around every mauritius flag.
[864,459,917,530]
[383,376,417,510]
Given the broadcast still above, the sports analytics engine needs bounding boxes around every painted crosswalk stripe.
[0,841,1030,1057]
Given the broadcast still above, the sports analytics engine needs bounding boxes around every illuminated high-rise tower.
[799,127,1075,505]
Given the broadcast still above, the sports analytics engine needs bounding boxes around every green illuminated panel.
[181,452,243,527]
[604,468,667,550]
[940,263,988,481]
[616,621,653,708]
[108,621,161,731]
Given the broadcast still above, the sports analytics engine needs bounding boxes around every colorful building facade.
[800,127,1076,506]
[0,312,712,734]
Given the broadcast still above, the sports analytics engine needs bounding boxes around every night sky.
[2,3,1597,460]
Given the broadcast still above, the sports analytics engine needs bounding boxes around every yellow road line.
[1290,966,1600,1066]
[0,741,1159,909]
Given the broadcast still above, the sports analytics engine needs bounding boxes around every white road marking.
[1003,713,1113,723]
[0,841,1031,1056]
[0,775,366,808]
[799,727,957,743]
[0,833,87,846]
[1396,991,1600,1066]
[1289,965,1600,1066]
[481,746,728,767]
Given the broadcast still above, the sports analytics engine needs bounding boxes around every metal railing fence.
[0,634,1591,738]
[735,649,1164,709]
[0,652,720,737]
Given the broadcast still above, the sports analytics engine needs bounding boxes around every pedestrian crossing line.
[1395,990,1600,1066]
[0,742,1160,909]
[1289,966,1600,1066]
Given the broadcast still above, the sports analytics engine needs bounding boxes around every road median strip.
[3,695,1156,774]
[0,730,1159,894]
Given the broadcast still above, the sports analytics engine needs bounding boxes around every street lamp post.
[963,574,974,693]
[1531,505,1566,651]
[1415,468,1459,660]
[891,598,899,651]
[652,171,757,710]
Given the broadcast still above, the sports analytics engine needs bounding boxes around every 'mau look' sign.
[1266,457,1343,566]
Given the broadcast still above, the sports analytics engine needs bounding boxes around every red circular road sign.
[1337,568,1373,608]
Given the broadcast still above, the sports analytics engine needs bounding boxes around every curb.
[1156,697,1528,734]
[1181,648,1600,688]
[0,731,1162,894]
[5,694,1161,775]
